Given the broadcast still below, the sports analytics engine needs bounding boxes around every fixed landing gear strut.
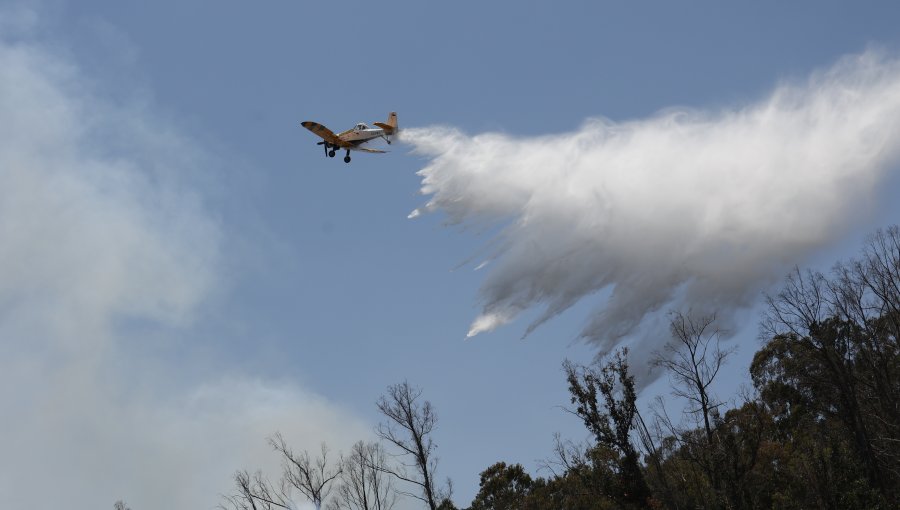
[318,142,337,158]
[343,149,351,163]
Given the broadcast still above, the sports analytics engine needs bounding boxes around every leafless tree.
[652,311,734,506]
[375,381,448,510]
[222,436,342,510]
[270,433,342,510]
[633,404,678,509]
[327,441,397,510]
[113,501,131,510]
[654,311,734,444]
[221,470,289,510]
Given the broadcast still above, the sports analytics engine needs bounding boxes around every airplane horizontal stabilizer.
[373,122,395,134]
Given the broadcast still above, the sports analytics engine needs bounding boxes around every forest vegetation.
[219,226,900,510]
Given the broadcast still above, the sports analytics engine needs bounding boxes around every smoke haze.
[0,11,370,509]
[405,51,900,358]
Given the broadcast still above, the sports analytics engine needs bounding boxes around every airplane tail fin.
[375,112,398,135]
[386,111,398,132]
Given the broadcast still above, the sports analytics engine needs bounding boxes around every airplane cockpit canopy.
[355,122,368,131]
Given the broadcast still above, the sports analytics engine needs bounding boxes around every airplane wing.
[301,121,352,148]
[352,147,388,154]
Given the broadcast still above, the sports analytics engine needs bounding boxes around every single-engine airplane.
[301,112,398,163]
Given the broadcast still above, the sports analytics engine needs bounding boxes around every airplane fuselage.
[337,126,387,144]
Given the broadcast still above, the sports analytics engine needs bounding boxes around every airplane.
[301,112,398,163]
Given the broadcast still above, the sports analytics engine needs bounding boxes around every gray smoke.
[0,11,371,509]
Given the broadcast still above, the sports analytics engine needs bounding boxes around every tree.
[113,501,131,510]
[534,437,624,510]
[375,381,449,510]
[652,311,735,506]
[436,497,458,510]
[639,228,900,509]
[756,225,900,504]
[327,441,397,510]
[270,434,342,510]
[222,470,290,510]
[469,462,533,510]
[223,437,342,510]
[654,312,733,446]
[563,348,651,508]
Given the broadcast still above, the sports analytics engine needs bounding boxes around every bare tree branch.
[375,381,448,510]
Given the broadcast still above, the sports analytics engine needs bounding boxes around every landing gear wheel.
[328,150,336,157]
[387,140,392,144]
[343,155,351,163]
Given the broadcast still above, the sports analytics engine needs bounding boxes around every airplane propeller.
[317,141,336,157]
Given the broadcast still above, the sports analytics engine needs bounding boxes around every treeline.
[223,226,900,510]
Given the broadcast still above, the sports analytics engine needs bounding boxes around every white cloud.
[405,51,900,364]
[0,10,370,509]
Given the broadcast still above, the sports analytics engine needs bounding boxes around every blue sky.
[4,1,900,509]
